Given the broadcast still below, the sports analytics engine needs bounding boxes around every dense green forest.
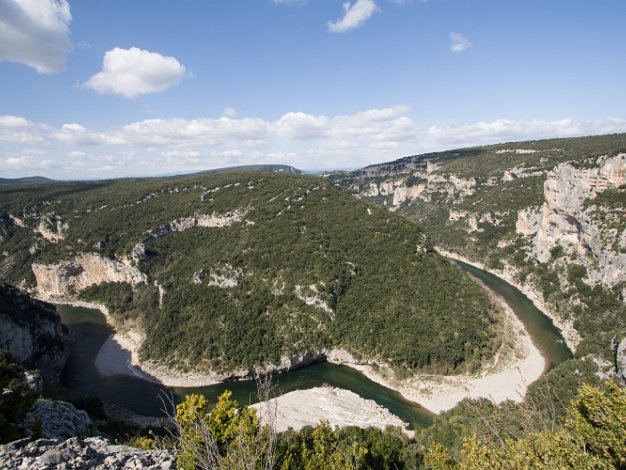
[0,172,496,375]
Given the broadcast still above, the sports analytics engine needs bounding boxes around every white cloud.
[272,0,306,4]
[0,115,46,143]
[2,111,626,179]
[450,32,471,52]
[52,123,120,145]
[118,117,270,147]
[160,150,202,159]
[0,0,72,73]
[274,112,330,139]
[223,107,238,118]
[83,47,187,98]
[328,0,377,33]
[0,115,31,127]
[2,154,54,171]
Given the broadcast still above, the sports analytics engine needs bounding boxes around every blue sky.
[1,0,626,179]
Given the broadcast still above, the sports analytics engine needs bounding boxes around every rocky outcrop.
[613,337,626,386]
[21,400,92,440]
[35,215,68,243]
[393,184,425,207]
[0,283,71,380]
[516,154,626,288]
[32,212,246,299]
[0,437,175,470]
[359,171,475,209]
[32,253,146,299]
[144,211,246,241]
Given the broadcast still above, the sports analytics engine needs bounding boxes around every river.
[57,261,572,430]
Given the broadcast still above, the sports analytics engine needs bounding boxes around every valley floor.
[332,273,546,414]
[55,261,548,422]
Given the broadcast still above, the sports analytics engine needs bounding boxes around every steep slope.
[0,283,71,382]
[0,173,497,377]
[331,133,626,364]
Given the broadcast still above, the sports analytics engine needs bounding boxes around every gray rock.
[0,283,72,382]
[23,371,43,394]
[614,337,626,386]
[21,400,92,440]
[0,437,175,470]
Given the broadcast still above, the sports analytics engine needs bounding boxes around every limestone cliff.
[31,211,247,299]
[32,253,146,299]
[516,154,626,289]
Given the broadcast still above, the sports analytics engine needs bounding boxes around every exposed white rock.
[253,387,408,433]
[207,264,243,288]
[496,149,537,154]
[449,209,468,221]
[393,184,425,207]
[516,206,542,236]
[32,253,146,298]
[502,165,545,182]
[523,154,626,287]
[145,211,246,241]
[8,214,25,227]
[295,284,333,314]
[35,216,68,243]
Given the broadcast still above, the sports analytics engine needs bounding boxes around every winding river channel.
[57,261,572,430]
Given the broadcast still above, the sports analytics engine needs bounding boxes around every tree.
[173,378,277,470]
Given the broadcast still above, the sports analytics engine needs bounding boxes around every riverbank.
[49,263,551,416]
[251,386,411,434]
[434,247,581,351]
[330,274,547,414]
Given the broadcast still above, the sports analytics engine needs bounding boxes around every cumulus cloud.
[272,0,306,4]
[223,107,238,118]
[83,47,187,98]
[328,0,377,33]
[450,32,471,52]
[0,114,47,143]
[274,112,330,140]
[0,115,31,127]
[0,0,72,73]
[2,154,54,171]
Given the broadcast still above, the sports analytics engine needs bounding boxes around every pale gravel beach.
[331,279,547,414]
[251,387,410,434]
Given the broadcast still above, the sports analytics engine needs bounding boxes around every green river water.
[57,261,572,430]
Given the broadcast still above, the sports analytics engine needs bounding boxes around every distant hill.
[0,176,55,185]
[193,164,303,176]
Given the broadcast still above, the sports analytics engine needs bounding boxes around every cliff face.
[32,253,146,299]
[0,283,71,381]
[30,212,247,299]
[518,155,626,288]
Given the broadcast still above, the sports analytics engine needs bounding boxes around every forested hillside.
[0,172,496,376]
